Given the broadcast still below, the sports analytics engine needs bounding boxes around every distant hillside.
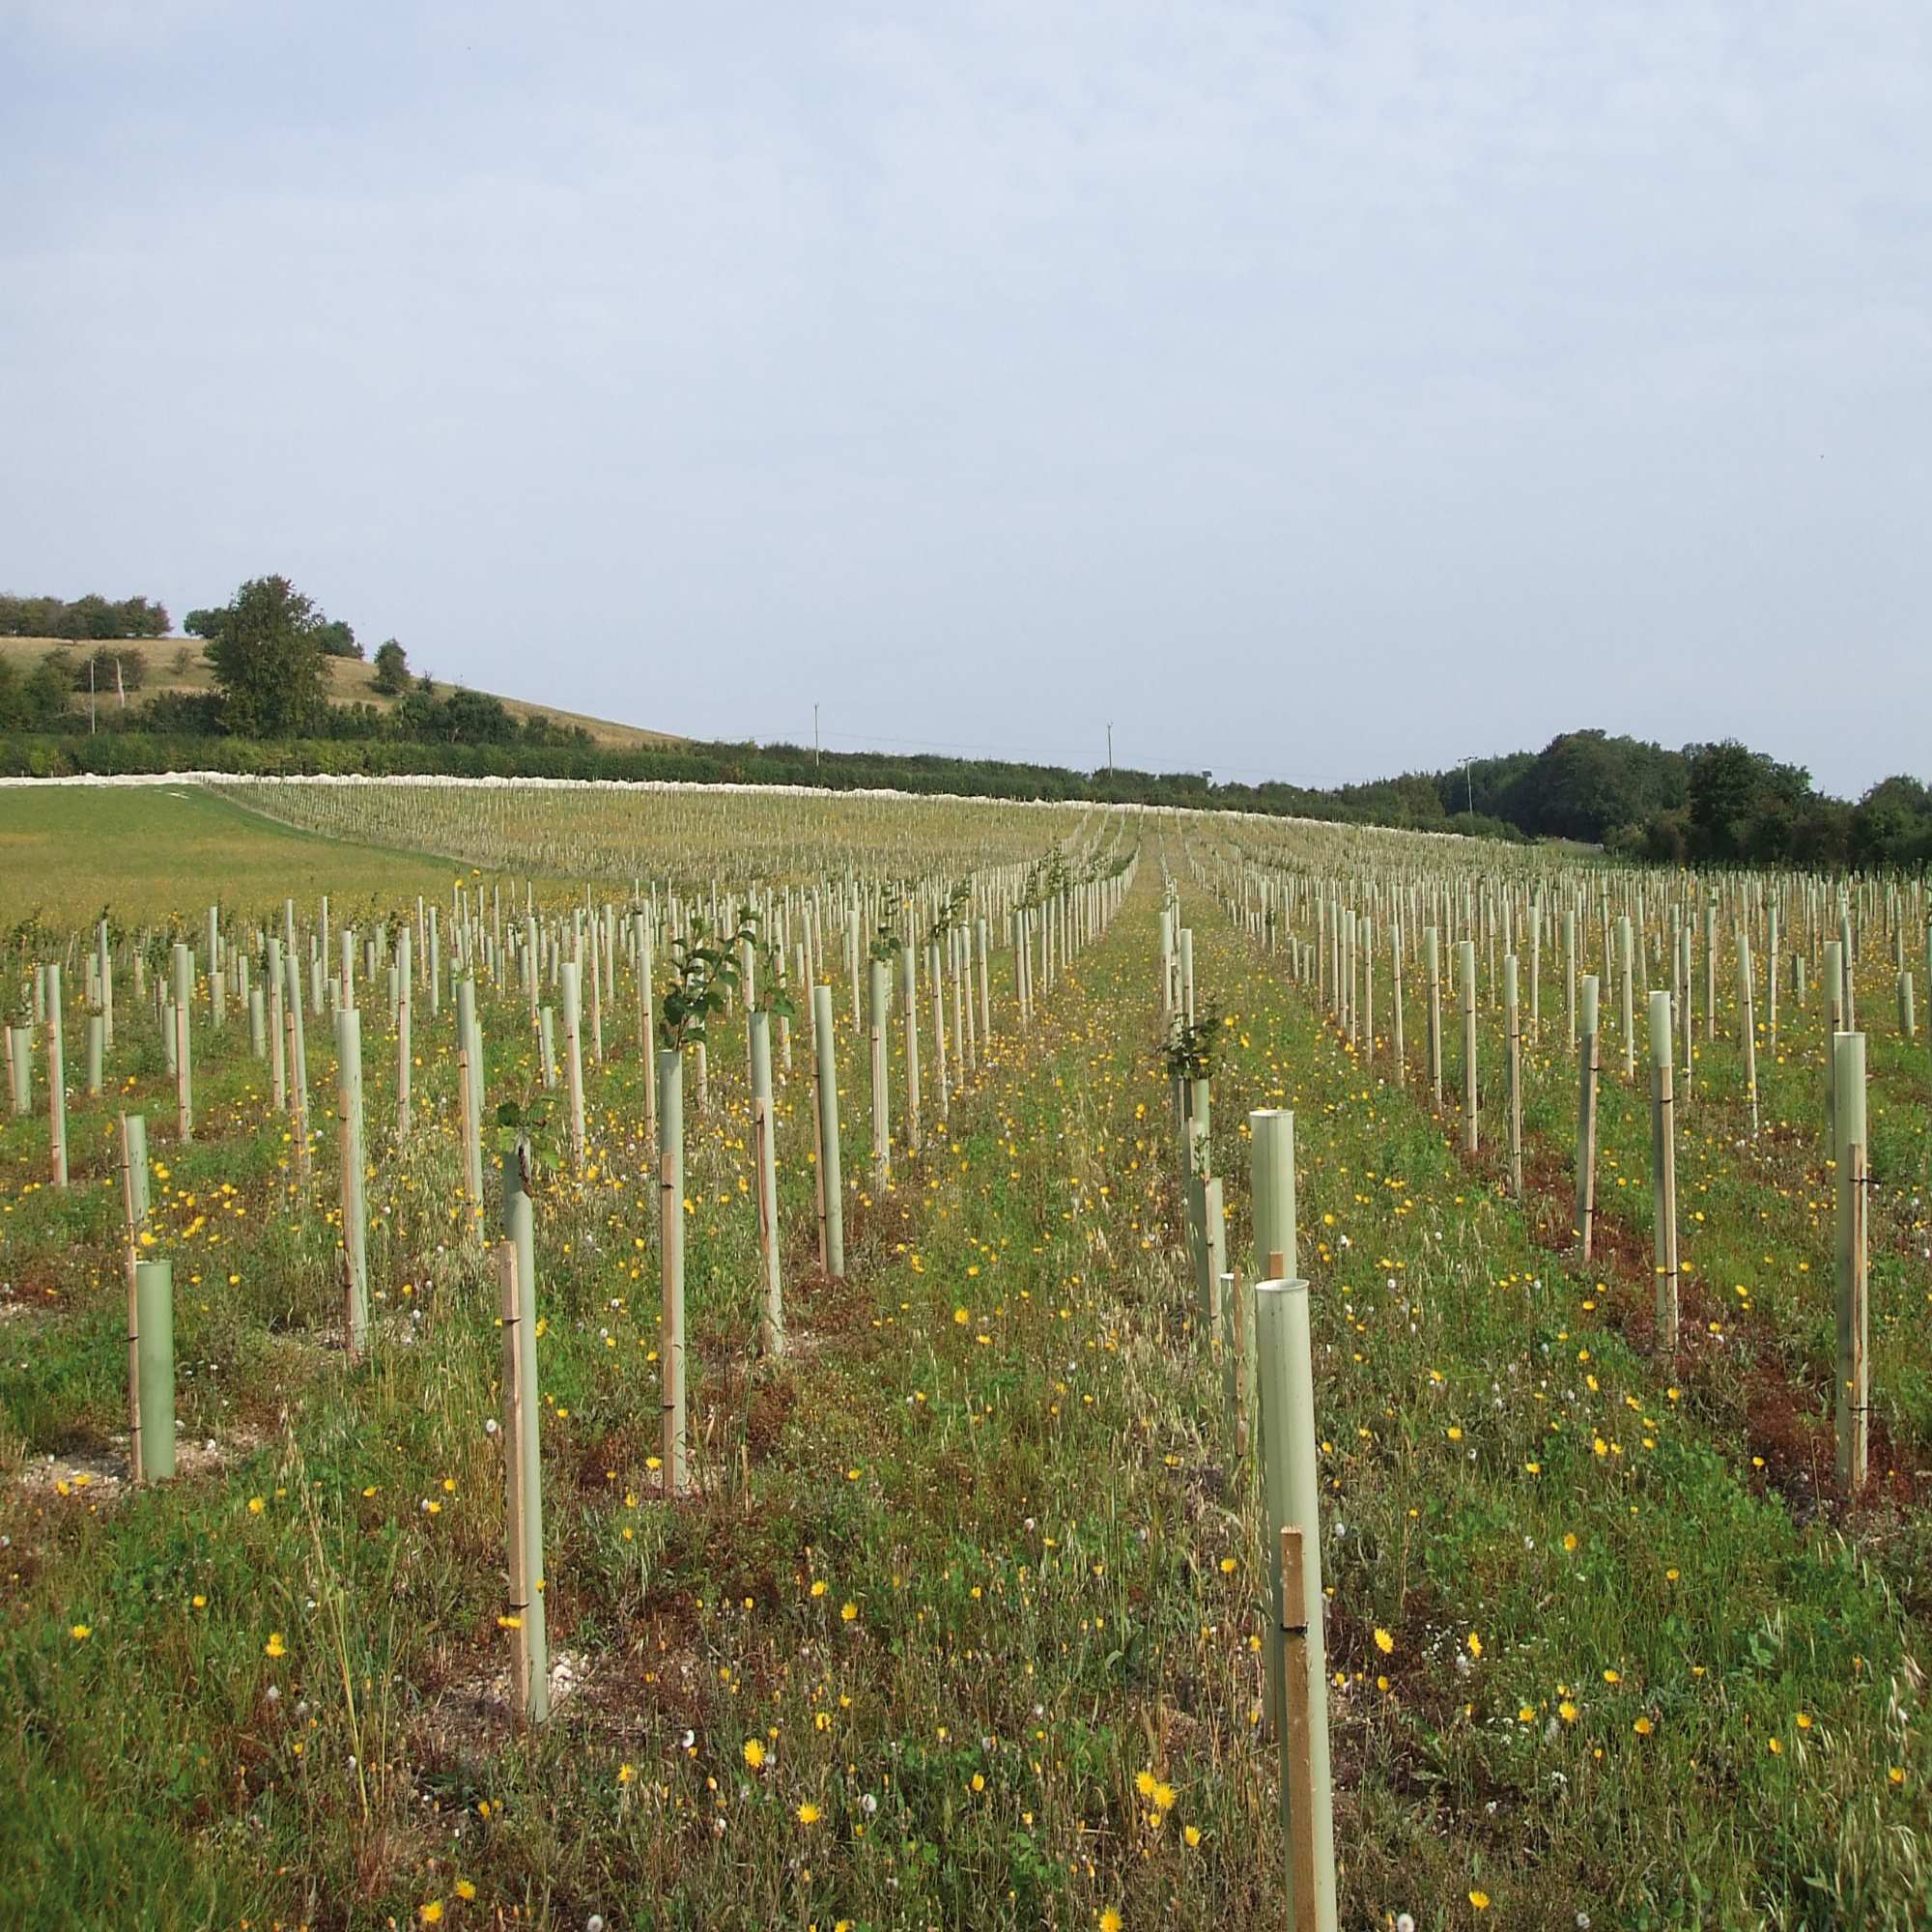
[0,635,682,753]
[2,645,1926,869]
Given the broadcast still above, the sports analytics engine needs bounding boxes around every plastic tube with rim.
[658,1047,688,1493]
[1648,991,1679,1355]
[134,1259,176,1481]
[1576,978,1600,1259]
[499,1151,550,1721]
[1256,1277,1338,1932]
[751,1011,784,1357]
[1833,1030,1868,1490]
[812,983,845,1278]
[336,1007,369,1359]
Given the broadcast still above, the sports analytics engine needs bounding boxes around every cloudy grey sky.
[3,1,1927,797]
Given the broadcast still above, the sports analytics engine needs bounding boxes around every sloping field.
[0,636,680,751]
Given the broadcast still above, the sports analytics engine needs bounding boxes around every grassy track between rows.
[1179,848,1928,1927]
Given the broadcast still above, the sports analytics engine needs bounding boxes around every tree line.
[0,592,170,639]
[1329,728,1932,868]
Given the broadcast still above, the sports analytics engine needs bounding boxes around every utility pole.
[1464,755,1475,816]
[1106,723,1113,774]
[814,703,820,774]
[89,657,97,734]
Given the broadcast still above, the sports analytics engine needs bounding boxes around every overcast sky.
[3,2,1927,797]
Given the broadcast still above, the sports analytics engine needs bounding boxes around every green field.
[0,785,474,928]
[1,781,1925,1930]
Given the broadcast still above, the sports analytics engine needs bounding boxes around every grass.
[0,784,470,929]
[0,788,1926,1929]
